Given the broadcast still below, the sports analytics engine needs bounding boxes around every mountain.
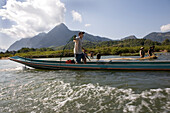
[121,35,137,40]
[0,48,6,52]
[143,32,170,42]
[120,31,170,42]
[8,23,111,51]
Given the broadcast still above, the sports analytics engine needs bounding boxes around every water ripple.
[0,80,170,113]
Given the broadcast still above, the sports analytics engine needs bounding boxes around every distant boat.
[108,55,158,60]
[9,56,170,71]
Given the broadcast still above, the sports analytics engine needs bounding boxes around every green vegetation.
[162,39,170,45]
[52,39,162,50]
[0,39,170,59]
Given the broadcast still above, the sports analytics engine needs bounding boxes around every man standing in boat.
[73,32,86,63]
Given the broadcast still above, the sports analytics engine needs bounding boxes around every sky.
[0,0,170,49]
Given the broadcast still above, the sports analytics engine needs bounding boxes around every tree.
[144,39,154,46]
[162,39,170,45]
[18,48,30,53]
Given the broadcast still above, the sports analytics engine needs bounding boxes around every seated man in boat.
[148,46,153,57]
[139,47,145,58]
[73,32,86,64]
[96,52,101,61]
[90,51,94,59]
[152,45,155,55]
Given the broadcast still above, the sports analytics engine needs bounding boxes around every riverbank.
[1,45,169,59]
[1,51,168,60]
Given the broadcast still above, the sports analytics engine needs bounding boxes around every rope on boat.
[60,35,76,62]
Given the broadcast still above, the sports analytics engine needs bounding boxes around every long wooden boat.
[107,55,157,60]
[9,56,170,71]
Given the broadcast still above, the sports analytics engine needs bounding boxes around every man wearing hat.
[73,32,85,63]
[139,47,145,58]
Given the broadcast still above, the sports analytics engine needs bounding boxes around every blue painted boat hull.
[9,56,170,71]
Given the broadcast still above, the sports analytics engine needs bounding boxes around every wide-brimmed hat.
[140,47,144,49]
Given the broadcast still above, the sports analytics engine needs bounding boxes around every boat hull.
[9,56,170,71]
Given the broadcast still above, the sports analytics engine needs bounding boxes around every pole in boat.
[60,35,76,62]
[23,57,27,70]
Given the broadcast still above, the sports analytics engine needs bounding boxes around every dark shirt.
[140,50,145,58]
[97,53,101,60]
[148,49,152,56]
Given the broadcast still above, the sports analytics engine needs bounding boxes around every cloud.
[0,0,66,39]
[160,24,170,32]
[85,24,91,27]
[71,10,82,23]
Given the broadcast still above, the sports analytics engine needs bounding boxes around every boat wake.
[0,80,169,113]
[0,67,23,72]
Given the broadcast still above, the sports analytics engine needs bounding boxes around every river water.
[0,53,170,113]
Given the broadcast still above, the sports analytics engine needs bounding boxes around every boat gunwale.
[9,56,170,64]
[8,56,170,71]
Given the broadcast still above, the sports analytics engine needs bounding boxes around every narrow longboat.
[8,56,170,71]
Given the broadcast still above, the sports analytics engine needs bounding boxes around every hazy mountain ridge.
[143,32,170,42]
[121,35,137,40]
[0,48,6,52]
[7,23,170,51]
[121,32,170,42]
[8,23,111,51]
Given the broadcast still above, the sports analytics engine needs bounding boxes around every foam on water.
[0,66,23,72]
[0,80,169,113]
[0,58,170,112]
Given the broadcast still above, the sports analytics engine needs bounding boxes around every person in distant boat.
[148,46,153,57]
[90,51,94,59]
[83,50,91,64]
[96,52,101,61]
[152,45,155,55]
[73,32,86,63]
[139,47,145,58]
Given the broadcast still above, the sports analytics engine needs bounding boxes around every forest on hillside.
[1,39,170,58]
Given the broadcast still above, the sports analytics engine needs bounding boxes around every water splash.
[0,67,23,72]
[0,80,169,113]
